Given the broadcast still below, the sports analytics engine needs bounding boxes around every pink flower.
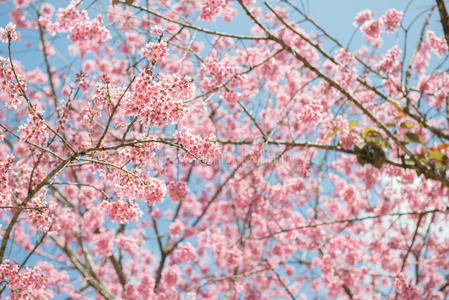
[151,207,162,219]
[427,30,448,57]
[353,9,374,27]
[83,206,105,231]
[176,242,195,262]
[0,260,47,298]
[56,1,110,57]
[200,0,226,22]
[101,199,143,224]
[141,41,168,62]
[93,229,115,257]
[382,9,403,33]
[175,129,220,163]
[168,181,189,202]
[151,25,163,35]
[361,19,382,39]
[0,22,18,43]
[116,233,140,256]
[376,45,402,73]
[169,219,185,237]
[162,266,179,288]
[5,22,15,32]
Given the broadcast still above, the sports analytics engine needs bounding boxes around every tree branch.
[436,0,449,46]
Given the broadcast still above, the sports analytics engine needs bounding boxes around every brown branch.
[120,1,269,41]
[109,255,127,289]
[255,207,447,240]
[36,7,59,112]
[0,123,65,161]
[400,213,424,272]
[7,38,77,154]
[265,260,296,300]
[96,77,136,148]
[436,0,449,46]
[405,5,436,105]
[52,238,115,299]
[0,152,79,264]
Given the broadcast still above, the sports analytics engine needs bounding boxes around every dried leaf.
[438,143,449,150]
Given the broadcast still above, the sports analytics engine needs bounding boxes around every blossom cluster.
[27,192,54,231]
[355,8,403,46]
[376,45,402,73]
[0,260,47,299]
[141,41,168,63]
[200,0,226,22]
[126,70,190,127]
[168,181,189,202]
[0,22,18,43]
[174,129,220,163]
[18,110,48,146]
[105,168,167,206]
[0,155,14,205]
[0,57,26,109]
[100,199,142,224]
[200,50,241,92]
[55,0,111,57]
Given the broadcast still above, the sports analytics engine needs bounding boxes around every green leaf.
[404,132,424,144]
[400,121,414,129]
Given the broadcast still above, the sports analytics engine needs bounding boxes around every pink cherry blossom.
[0,1,448,299]
[361,19,382,39]
[382,9,403,33]
[353,9,374,27]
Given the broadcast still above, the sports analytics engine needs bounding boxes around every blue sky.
[0,0,443,73]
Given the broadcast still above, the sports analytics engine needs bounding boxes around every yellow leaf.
[364,128,380,136]
[348,120,358,131]
[428,150,445,162]
[326,128,339,138]
[400,121,414,129]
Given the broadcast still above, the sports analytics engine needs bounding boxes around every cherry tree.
[0,0,449,299]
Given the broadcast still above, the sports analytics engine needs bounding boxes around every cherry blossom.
[0,0,448,299]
